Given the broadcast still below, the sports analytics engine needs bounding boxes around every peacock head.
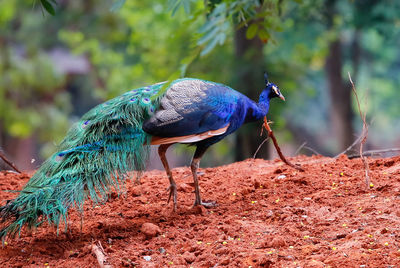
[263,72,285,101]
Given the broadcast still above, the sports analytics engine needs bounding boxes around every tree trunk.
[325,39,354,151]
[233,26,267,161]
[324,0,354,152]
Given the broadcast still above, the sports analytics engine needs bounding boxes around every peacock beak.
[279,93,285,101]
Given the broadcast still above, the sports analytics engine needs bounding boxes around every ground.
[0,155,400,267]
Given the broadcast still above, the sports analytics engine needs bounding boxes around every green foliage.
[40,0,56,15]
[167,0,197,16]
[2,0,399,163]
[164,0,300,56]
[110,0,126,12]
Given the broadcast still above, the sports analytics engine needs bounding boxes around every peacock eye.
[141,98,151,105]
[55,153,65,162]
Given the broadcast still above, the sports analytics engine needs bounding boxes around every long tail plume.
[0,82,166,241]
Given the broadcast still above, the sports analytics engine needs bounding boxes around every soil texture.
[1,155,400,267]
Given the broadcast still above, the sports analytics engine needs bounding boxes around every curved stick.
[263,117,304,172]
[0,150,21,173]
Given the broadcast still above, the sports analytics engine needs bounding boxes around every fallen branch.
[348,72,370,187]
[303,146,322,156]
[294,141,307,156]
[253,137,270,159]
[263,117,304,172]
[348,148,400,159]
[334,133,364,158]
[0,149,21,173]
[91,241,112,268]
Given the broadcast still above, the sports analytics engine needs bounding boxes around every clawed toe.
[193,200,217,208]
[166,184,177,211]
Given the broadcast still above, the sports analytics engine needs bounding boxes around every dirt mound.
[1,155,400,267]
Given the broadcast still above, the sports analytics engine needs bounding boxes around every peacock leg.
[134,170,144,185]
[158,143,178,211]
[191,146,217,208]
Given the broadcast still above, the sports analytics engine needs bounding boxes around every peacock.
[0,73,284,241]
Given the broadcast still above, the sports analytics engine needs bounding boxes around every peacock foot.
[193,200,217,208]
[167,183,178,211]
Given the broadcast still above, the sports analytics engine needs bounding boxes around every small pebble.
[182,251,196,263]
[143,256,152,261]
[141,223,161,239]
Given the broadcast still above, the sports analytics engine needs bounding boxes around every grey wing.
[142,79,238,137]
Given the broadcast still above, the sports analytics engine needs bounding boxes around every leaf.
[182,0,191,14]
[197,26,219,45]
[167,0,185,16]
[199,18,219,34]
[217,32,226,45]
[200,36,219,56]
[40,0,55,15]
[167,0,179,11]
[110,0,126,12]
[246,23,259,39]
[258,28,270,41]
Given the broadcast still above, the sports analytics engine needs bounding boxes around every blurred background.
[0,0,399,171]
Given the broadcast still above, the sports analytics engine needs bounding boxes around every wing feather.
[143,79,239,138]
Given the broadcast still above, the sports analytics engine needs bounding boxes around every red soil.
[1,155,400,267]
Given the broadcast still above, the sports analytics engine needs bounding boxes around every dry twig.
[91,241,112,268]
[334,133,364,158]
[303,146,321,156]
[348,148,400,159]
[348,72,370,187]
[294,141,307,155]
[262,117,304,172]
[0,149,21,173]
[253,137,270,159]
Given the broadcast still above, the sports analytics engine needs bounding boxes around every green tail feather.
[0,81,167,241]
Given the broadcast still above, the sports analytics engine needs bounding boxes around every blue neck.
[257,89,271,114]
[244,88,271,122]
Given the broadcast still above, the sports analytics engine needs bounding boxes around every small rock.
[178,183,193,193]
[271,236,287,248]
[277,175,286,179]
[284,255,295,260]
[220,258,230,265]
[131,187,142,197]
[141,223,161,239]
[335,233,347,239]
[215,247,229,255]
[143,256,152,261]
[158,247,166,254]
[182,251,196,264]
[191,205,207,215]
[307,259,324,268]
